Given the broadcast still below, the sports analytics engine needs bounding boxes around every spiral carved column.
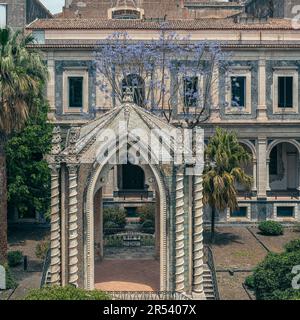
[68,164,79,286]
[50,165,61,285]
[193,175,204,295]
[175,166,185,292]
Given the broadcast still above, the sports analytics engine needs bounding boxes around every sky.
[40,0,64,14]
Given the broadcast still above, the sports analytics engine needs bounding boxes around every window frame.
[273,68,298,114]
[178,71,204,114]
[273,203,298,221]
[225,67,252,114]
[227,204,251,221]
[63,68,89,114]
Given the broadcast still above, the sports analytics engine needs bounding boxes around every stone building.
[0,0,52,29]
[25,0,300,297]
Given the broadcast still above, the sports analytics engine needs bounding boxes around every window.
[269,146,278,175]
[112,9,141,20]
[278,76,293,108]
[277,206,294,218]
[231,76,246,107]
[69,77,83,108]
[122,74,145,106]
[184,76,198,107]
[231,207,248,218]
[0,4,7,28]
[273,69,298,113]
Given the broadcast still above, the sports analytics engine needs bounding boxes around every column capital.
[67,163,79,175]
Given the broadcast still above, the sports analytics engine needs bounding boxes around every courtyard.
[2,224,299,300]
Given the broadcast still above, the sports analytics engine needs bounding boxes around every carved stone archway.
[47,102,205,299]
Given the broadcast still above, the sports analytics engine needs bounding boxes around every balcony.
[113,190,154,200]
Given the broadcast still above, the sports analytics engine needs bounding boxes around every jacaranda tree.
[94,27,229,127]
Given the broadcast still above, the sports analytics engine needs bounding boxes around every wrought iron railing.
[113,190,154,200]
[40,249,51,288]
[204,245,220,300]
[105,291,192,301]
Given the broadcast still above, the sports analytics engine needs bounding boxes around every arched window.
[112,9,141,20]
[122,74,145,106]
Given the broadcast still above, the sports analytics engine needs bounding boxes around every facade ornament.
[175,165,185,292]
[49,164,61,285]
[67,163,79,286]
[193,174,204,296]
[51,126,62,155]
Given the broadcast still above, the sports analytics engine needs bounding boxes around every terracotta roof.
[26,17,295,30]
[27,40,300,50]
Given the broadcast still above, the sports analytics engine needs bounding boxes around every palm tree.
[0,28,47,263]
[203,128,252,242]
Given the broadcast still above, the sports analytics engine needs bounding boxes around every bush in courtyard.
[141,220,155,234]
[35,241,50,260]
[8,251,23,267]
[24,286,111,300]
[103,221,120,235]
[284,239,300,253]
[103,207,126,229]
[137,204,155,224]
[1,265,17,289]
[249,250,300,300]
[244,275,255,289]
[271,289,300,300]
[294,222,300,233]
[258,221,284,236]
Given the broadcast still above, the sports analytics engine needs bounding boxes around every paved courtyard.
[2,224,299,299]
[94,259,160,291]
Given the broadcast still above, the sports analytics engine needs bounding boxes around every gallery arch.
[267,140,300,195]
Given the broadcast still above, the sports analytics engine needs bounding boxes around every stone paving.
[94,259,160,292]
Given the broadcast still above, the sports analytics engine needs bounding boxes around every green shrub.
[284,239,300,253]
[103,207,126,229]
[103,221,120,235]
[24,286,111,300]
[244,275,255,289]
[271,289,300,300]
[141,220,155,234]
[35,241,50,260]
[8,251,23,267]
[258,221,284,236]
[250,250,300,300]
[294,222,300,233]
[0,264,18,289]
[137,204,155,224]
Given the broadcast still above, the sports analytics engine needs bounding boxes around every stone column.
[49,164,61,285]
[257,58,268,121]
[253,160,257,192]
[266,159,271,191]
[257,137,268,198]
[210,63,220,122]
[192,174,205,298]
[47,52,56,117]
[297,160,300,195]
[175,166,185,292]
[68,164,79,287]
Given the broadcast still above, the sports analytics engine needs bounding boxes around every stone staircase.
[203,264,218,300]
